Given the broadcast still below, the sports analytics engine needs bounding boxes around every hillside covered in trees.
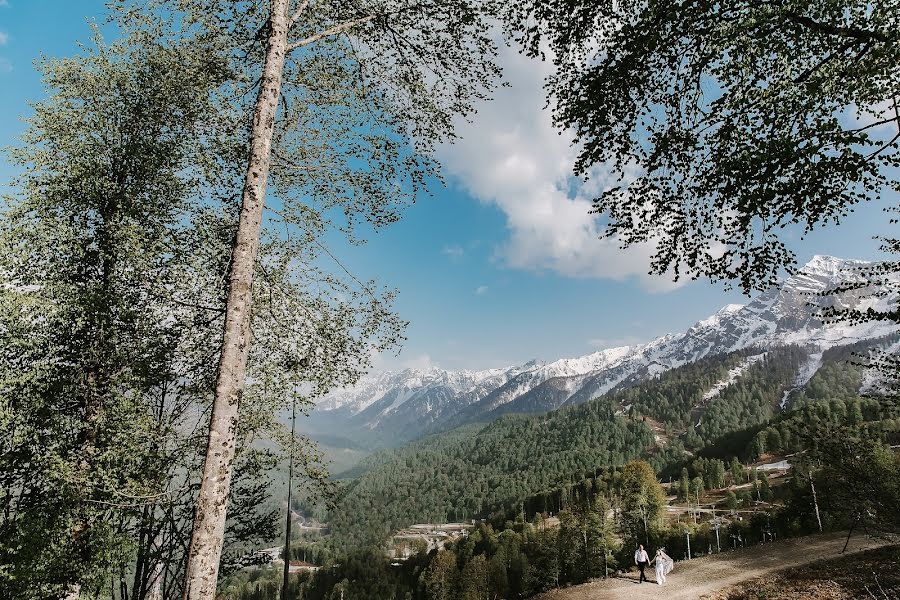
[324,342,897,547]
[329,401,654,546]
[227,421,900,600]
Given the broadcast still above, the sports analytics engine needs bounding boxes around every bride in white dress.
[651,548,674,585]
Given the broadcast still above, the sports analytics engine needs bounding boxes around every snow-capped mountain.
[316,366,513,414]
[305,256,898,447]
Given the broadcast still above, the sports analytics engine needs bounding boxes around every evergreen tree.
[729,457,744,485]
[678,468,690,502]
[759,473,773,502]
[422,550,459,600]
[714,460,727,490]
[459,554,489,600]
[524,529,559,593]
[725,491,738,513]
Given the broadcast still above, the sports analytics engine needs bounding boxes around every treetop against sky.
[0,0,895,372]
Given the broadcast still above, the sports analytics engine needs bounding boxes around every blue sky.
[1,1,894,372]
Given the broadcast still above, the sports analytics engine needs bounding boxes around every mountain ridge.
[303,255,898,447]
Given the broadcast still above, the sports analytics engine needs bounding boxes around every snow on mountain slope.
[700,353,768,405]
[317,365,514,413]
[780,351,824,409]
[308,256,898,446]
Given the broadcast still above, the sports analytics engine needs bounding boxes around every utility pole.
[685,530,692,560]
[281,395,297,600]
[582,528,589,578]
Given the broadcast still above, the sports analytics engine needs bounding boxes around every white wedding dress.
[655,551,674,585]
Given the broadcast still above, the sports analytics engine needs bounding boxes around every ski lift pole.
[281,393,297,600]
[685,529,692,560]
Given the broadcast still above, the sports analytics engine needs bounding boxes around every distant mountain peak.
[797,254,872,279]
[719,303,746,314]
[695,303,747,329]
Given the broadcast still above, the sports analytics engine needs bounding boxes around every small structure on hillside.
[286,560,320,573]
[389,523,473,560]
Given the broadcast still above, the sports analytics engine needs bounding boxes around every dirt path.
[535,531,895,600]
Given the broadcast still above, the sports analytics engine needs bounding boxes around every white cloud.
[370,349,437,372]
[399,353,436,371]
[442,244,464,259]
[438,44,682,293]
[475,285,489,295]
[0,32,8,45]
[0,2,9,8]
[587,335,645,349]
[846,100,898,136]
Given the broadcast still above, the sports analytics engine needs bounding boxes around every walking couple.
[634,544,674,585]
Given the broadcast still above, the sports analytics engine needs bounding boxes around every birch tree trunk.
[182,1,290,598]
[809,476,823,533]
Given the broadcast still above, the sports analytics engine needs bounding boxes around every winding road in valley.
[535,531,895,600]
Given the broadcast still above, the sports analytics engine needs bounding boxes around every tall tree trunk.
[582,529,588,578]
[842,514,859,553]
[146,535,164,600]
[132,504,152,600]
[809,476,823,533]
[182,2,290,598]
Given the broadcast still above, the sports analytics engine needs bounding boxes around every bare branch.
[845,116,900,135]
[785,12,889,43]
[289,0,312,27]
[793,41,855,84]
[310,236,383,307]
[287,15,376,52]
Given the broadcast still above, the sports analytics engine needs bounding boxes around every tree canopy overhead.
[509,0,900,292]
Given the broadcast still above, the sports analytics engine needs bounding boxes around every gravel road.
[535,531,894,600]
